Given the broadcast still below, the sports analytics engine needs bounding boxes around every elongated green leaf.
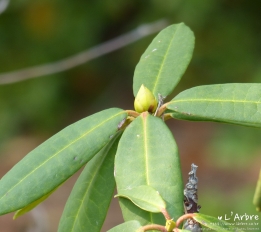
[116,185,166,213]
[133,23,194,98]
[167,84,261,127]
[193,213,244,232]
[13,185,59,219]
[107,220,142,232]
[58,132,121,232]
[0,108,127,215]
[115,112,183,226]
[253,169,261,212]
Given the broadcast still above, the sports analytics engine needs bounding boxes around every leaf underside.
[13,185,59,219]
[133,23,194,98]
[253,169,261,212]
[167,84,261,128]
[0,108,127,215]
[58,132,122,232]
[115,112,183,226]
[116,185,166,213]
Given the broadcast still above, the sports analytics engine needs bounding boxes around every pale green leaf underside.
[167,84,261,127]
[133,23,194,98]
[107,220,142,232]
[58,132,121,232]
[0,108,127,215]
[115,113,183,226]
[116,185,166,213]
[193,213,244,232]
[253,168,261,212]
[13,185,59,219]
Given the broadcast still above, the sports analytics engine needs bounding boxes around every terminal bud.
[134,85,158,113]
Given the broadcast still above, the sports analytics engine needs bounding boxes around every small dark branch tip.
[156,103,167,117]
[117,117,134,131]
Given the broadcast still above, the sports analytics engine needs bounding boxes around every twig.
[126,110,140,118]
[156,103,167,117]
[161,208,171,220]
[0,19,168,85]
[141,224,167,232]
[175,213,195,228]
[0,0,9,15]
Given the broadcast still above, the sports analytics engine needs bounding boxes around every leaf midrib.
[69,147,109,231]
[169,98,261,104]
[69,134,119,231]
[142,115,154,223]
[0,111,124,202]
[143,116,150,186]
[152,24,181,95]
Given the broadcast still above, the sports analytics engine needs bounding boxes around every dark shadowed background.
[0,0,260,231]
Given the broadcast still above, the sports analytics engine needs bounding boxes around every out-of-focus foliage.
[1,0,261,143]
[0,1,260,230]
[206,125,261,169]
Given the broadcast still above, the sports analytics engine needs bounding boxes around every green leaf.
[253,168,261,212]
[133,23,194,98]
[107,220,142,232]
[193,213,244,232]
[115,112,183,226]
[116,185,166,213]
[0,108,127,215]
[13,186,59,219]
[167,84,261,127]
[58,132,122,232]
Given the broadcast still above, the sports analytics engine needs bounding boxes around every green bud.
[134,85,158,113]
[165,219,176,232]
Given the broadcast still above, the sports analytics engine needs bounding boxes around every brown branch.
[155,103,167,117]
[160,208,171,220]
[141,224,167,232]
[175,213,195,228]
[126,110,140,118]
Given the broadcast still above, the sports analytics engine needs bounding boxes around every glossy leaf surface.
[0,108,127,215]
[116,185,166,213]
[167,84,261,127]
[115,112,183,225]
[107,220,142,232]
[193,213,244,232]
[58,132,121,232]
[133,23,194,98]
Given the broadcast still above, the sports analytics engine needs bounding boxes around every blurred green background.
[0,0,260,231]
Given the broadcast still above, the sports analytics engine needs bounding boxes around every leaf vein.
[152,24,181,94]
[0,111,124,201]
